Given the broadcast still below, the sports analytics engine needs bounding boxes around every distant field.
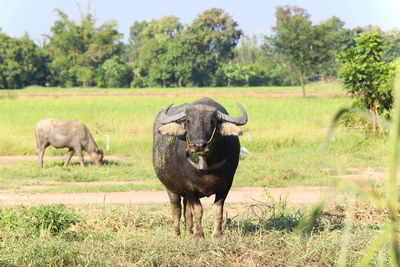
[1,81,344,93]
[0,85,389,192]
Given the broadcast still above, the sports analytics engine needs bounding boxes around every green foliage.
[0,33,48,89]
[184,8,243,86]
[99,56,131,87]
[233,34,260,65]
[124,20,149,63]
[230,34,289,86]
[313,16,355,79]
[383,30,400,63]
[0,88,392,192]
[266,6,357,94]
[27,205,80,236]
[0,203,394,266]
[267,5,314,95]
[338,33,396,122]
[1,5,399,89]
[0,204,80,236]
[75,65,94,87]
[45,7,123,87]
[132,16,186,87]
[301,68,400,266]
[217,63,268,87]
[129,8,242,88]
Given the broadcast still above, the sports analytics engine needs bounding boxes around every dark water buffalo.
[153,97,247,238]
[35,119,104,167]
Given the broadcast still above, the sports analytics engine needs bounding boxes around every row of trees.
[0,5,399,89]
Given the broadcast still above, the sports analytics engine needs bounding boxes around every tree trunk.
[300,71,306,97]
[369,102,377,137]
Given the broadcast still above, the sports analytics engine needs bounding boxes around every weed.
[0,204,80,237]
[225,187,304,234]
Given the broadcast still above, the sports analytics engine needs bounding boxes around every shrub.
[0,204,80,236]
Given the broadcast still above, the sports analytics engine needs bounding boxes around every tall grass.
[300,67,400,266]
[0,202,392,266]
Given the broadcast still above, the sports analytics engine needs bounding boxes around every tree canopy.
[338,32,396,135]
[44,8,126,87]
[0,5,399,89]
[129,8,242,87]
[0,32,47,89]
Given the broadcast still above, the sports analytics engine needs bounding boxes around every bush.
[0,204,80,236]
[100,56,131,88]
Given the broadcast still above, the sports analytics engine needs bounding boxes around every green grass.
[0,85,390,192]
[0,83,396,265]
[0,200,392,266]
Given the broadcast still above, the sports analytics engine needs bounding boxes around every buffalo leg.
[63,149,74,167]
[212,193,228,238]
[167,190,181,236]
[75,147,85,167]
[36,143,47,168]
[37,149,44,167]
[190,198,204,238]
[183,198,193,234]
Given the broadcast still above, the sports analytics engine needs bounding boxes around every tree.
[217,63,269,87]
[338,33,396,136]
[0,32,48,89]
[130,10,242,88]
[268,5,315,97]
[183,8,242,86]
[45,6,122,87]
[99,56,131,88]
[312,16,352,80]
[133,16,184,87]
[232,34,260,65]
[124,20,148,63]
[383,30,400,63]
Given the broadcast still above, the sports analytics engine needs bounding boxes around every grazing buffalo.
[153,97,247,238]
[35,119,104,167]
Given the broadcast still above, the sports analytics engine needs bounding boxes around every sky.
[0,0,399,44]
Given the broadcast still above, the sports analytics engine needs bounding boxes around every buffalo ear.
[158,122,186,136]
[218,122,243,136]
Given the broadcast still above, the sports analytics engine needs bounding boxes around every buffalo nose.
[190,142,207,152]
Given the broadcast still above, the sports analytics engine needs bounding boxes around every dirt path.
[0,156,370,207]
[0,155,125,162]
[0,186,331,206]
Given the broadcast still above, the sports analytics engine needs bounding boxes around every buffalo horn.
[217,103,248,125]
[158,104,186,124]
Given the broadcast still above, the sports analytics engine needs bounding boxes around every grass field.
[0,199,392,266]
[0,84,396,266]
[0,85,390,192]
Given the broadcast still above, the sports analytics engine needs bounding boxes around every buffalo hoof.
[212,230,223,238]
[186,229,193,235]
[194,231,205,239]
